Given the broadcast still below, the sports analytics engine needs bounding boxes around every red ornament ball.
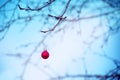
[41,50,49,59]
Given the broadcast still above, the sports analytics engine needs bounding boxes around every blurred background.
[0,0,120,80]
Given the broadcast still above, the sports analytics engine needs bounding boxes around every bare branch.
[65,9,120,22]
[18,0,55,11]
[51,73,120,80]
[0,0,11,9]
[40,0,71,33]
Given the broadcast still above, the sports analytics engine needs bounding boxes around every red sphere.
[41,50,49,59]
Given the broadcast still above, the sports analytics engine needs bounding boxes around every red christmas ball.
[41,50,49,59]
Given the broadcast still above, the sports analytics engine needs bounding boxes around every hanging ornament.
[41,50,49,59]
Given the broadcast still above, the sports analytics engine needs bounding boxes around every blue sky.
[0,0,120,80]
